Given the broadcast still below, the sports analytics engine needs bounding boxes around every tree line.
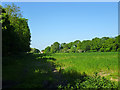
[44,36,120,53]
[1,4,119,55]
[1,4,31,56]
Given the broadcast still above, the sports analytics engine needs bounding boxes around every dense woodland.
[1,4,31,56]
[44,36,120,53]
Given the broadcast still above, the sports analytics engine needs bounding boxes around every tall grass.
[52,52,118,78]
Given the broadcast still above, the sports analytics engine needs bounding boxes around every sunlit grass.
[52,52,118,80]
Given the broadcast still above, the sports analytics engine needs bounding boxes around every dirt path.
[110,78,118,82]
[98,71,118,82]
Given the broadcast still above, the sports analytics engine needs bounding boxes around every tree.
[4,3,22,21]
[34,48,40,53]
[70,46,76,53]
[44,46,51,53]
[30,48,40,53]
[73,40,80,47]
[81,40,91,52]
[76,41,82,52]
[105,48,111,52]
[103,38,116,52]
[67,42,73,49]
[101,37,109,41]
[51,42,60,53]
[91,37,102,51]
[2,4,31,56]
[2,7,17,55]
[43,35,119,53]
[6,4,31,52]
[60,43,66,49]
[99,47,104,52]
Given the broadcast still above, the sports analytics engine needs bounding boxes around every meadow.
[3,52,118,89]
[52,52,118,81]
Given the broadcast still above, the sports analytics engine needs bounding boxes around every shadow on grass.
[2,53,56,88]
[2,53,118,89]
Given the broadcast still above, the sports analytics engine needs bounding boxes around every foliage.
[69,46,76,53]
[44,46,51,53]
[50,42,60,53]
[117,48,120,52]
[54,53,118,89]
[58,73,117,89]
[1,4,31,56]
[29,48,40,53]
[99,47,104,52]
[44,35,120,53]
[53,52,118,77]
[3,53,118,89]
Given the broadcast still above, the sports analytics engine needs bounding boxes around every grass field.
[3,52,118,88]
[52,52,118,81]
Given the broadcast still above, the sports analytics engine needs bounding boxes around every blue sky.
[2,2,118,50]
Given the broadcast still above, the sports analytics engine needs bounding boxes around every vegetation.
[52,52,118,79]
[3,53,118,89]
[1,4,31,56]
[2,3,118,89]
[44,36,120,53]
[29,48,40,53]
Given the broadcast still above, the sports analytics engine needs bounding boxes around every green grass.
[3,53,57,88]
[52,52,118,79]
[3,52,118,88]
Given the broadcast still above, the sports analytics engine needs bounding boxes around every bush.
[99,48,104,52]
[117,48,120,52]
[29,48,40,53]
[111,46,117,52]
[104,48,110,52]
[70,47,76,53]
[58,73,117,89]
[111,49,116,52]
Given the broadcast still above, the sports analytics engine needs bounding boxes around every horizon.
[2,2,118,51]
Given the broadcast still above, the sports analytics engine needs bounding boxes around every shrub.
[111,49,116,52]
[29,48,40,53]
[104,48,110,52]
[117,48,120,52]
[58,73,117,89]
[99,48,104,52]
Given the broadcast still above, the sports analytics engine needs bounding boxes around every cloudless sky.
[2,2,118,50]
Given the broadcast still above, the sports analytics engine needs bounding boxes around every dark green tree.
[81,40,91,52]
[1,7,17,55]
[91,37,102,51]
[2,4,31,56]
[51,42,60,53]
[60,43,66,49]
[76,41,82,52]
[44,46,51,53]
[29,48,40,53]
